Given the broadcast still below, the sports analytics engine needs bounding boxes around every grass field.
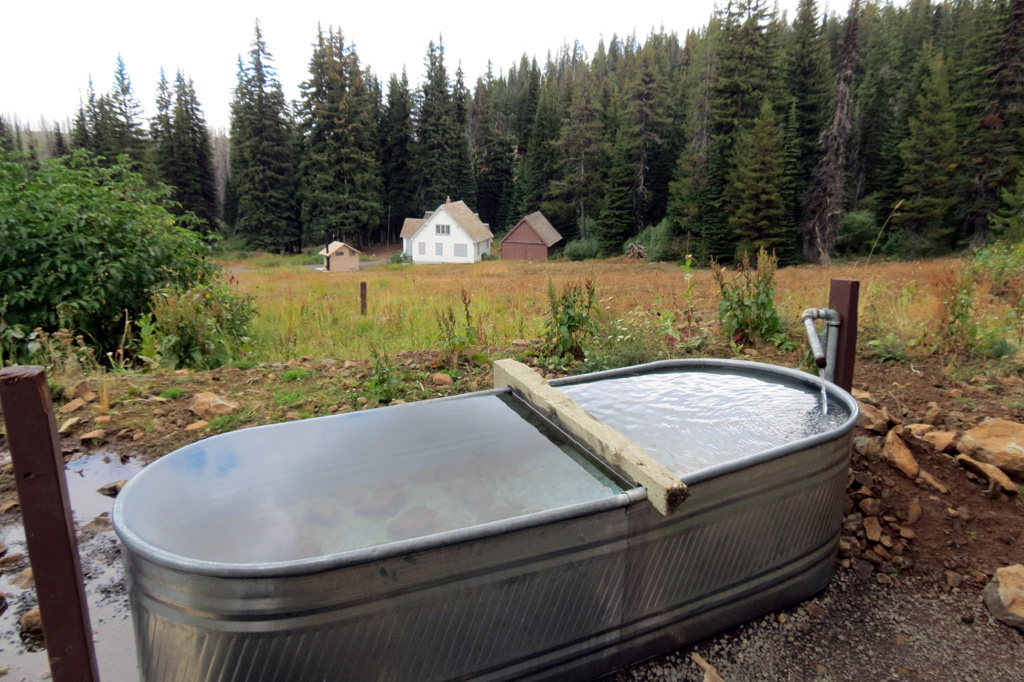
[214,253,995,365]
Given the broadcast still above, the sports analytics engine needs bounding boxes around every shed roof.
[515,211,562,247]
[317,241,361,257]
[399,199,493,242]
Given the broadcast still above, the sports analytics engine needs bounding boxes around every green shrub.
[540,276,600,361]
[563,238,604,261]
[390,252,411,264]
[160,388,185,400]
[138,283,255,370]
[0,149,216,357]
[435,288,477,368]
[711,247,784,347]
[867,333,910,364]
[365,346,402,403]
[627,219,683,262]
[833,210,878,257]
[480,252,497,261]
[282,368,311,381]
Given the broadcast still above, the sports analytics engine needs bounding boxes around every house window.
[435,224,451,235]
[418,242,425,255]
[435,242,443,256]
[454,243,467,258]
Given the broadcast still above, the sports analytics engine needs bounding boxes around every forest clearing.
[0,253,1023,681]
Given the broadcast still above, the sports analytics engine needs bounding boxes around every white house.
[400,198,494,264]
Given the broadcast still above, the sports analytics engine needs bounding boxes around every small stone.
[864,549,883,564]
[80,391,97,403]
[924,402,944,425]
[19,608,43,636]
[858,403,890,434]
[430,372,453,387]
[884,431,919,479]
[79,429,106,441]
[0,553,25,566]
[132,431,144,442]
[947,507,960,518]
[917,469,949,494]
[96,480,127,497]
[0,501,19,513]
[11,567,34,589]
[838,536,859,558]
[880,533,894,549]
[854,436,882,458]
[58,398,86,415]
[852,388,876,405]
[900,527,917,540]
[955,455,1017,494]
[184,420,209,431]
[83,512,114,533]
[946,571,963,589]
[905,423,932,438]
[357,396,369,405]
[949,388,964,398]
[853,471,875,488]
[962,613,975,624]
[876,573,893,585]
[863,516,883,543]
[328,405,340,414]
[93,414,111,424]
[803,602,827,618]
[906,499,923,525]
[958,418,1024,480]
[72,379,95,398]
[855,560,875,580]
[859,498,883,516]
[873,544,893,561]
[924,431,958,454]
[58,417,82,434]
[983,564,1024,631]
[285,412,301,420]
[189,392,240,418]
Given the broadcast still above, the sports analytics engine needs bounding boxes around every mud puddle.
[0,453,143,681]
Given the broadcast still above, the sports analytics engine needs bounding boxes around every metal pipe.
[801,308,841,380]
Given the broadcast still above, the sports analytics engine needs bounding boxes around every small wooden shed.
[500,211,562,260]
[318,241,361,272]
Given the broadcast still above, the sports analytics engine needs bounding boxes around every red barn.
[500,211,562,260]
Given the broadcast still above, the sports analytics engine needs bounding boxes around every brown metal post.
[360,282,367,316]
[828,279,860,393]
[0,366,101,682]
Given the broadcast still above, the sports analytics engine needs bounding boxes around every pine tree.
[108,55,148,168]
[802,0,860,265]
[894,45,959,254]
[380,69,418,237]
[726,100,789,259]
[451,65,477,207]
[297,27,382,246]
[52,123,69,157]
[417,38,459,208]
[151,68,174,182]
[990,167,1024,242]
[550,66,606,239]
[168,71,217,228]
[786,0,835,213]
[230,21,299,252]
[0,116,13,152]
[596,136,634,252]
[622,46,669,230]
[517,77,564,218]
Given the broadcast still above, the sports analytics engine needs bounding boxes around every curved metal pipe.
[801,308,841,380]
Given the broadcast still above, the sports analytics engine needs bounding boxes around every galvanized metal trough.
[113,359,858,682]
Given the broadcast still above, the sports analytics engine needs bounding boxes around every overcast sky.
[3,0,809,132]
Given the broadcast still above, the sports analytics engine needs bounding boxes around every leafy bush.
[562,238,604,261]
[282,368,311,381]
[480,252,497,261]
[138,283,255,370]
[390,252,411,264]
[833,210,878,257]
[711,247,785,347]
[627,219,683,262]
[540,276,599,361]
[160,388,185,400]
[365,346,402,403]
[867,333,910,364]
[0,149,217,356]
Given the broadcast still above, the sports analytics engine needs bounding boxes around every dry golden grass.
[219,255,973,362]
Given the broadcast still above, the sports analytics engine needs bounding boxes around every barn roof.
[317,241,361,257]
[399,199,493,242]
[505,210,565,248]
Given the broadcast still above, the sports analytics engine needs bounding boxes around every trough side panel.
[615,434,851,667]
[127,506,633,682]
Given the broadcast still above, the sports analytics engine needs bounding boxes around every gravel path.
[614,568,1023,682]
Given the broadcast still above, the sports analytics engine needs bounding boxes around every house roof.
[399,200,493,242]
[317,241,361,257]
[514,211,562,247]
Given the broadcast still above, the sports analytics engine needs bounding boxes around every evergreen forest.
[6,0,1024,264]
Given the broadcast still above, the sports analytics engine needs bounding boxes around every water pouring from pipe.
[801,307,841,415]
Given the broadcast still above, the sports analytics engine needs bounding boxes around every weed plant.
[711,247,786,348]
[541,276,599,361]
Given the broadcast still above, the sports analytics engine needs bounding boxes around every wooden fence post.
[360,282,367,316]
[828,279,860,393]
[0,366,101,682]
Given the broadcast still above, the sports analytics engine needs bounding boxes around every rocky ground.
[0,352,1021,681]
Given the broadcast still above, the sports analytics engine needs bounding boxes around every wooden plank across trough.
[494,359,688,515]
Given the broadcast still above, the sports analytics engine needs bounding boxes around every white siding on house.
[408,206,487,264]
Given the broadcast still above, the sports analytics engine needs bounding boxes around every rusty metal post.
[828,279,860,393]
[360,282,367,316]
[0,366,101,682]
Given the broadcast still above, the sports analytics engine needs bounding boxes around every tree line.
[4,0,1024,261]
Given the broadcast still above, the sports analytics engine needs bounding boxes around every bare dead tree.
[800,0,861,265]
